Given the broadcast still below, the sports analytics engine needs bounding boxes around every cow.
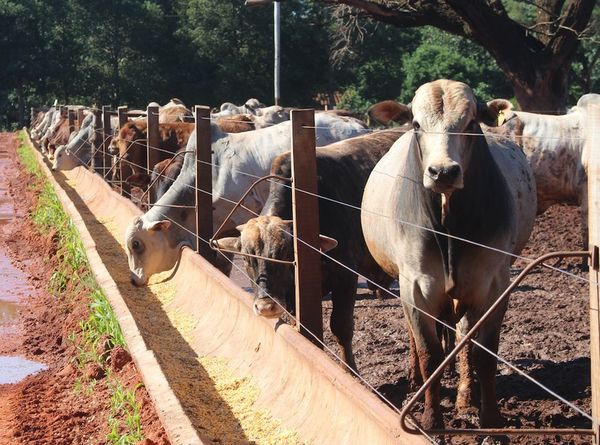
[109,121,195,186]
[213,129,402,371]
[37,108,63,151]
[126,148,186,203]
[212,98,266,118]
[361,80,536,429]
[125,113,369,286]
[214,115,256,132]
[31,107,58,141]
[52,112,96,171]
[45,112,79,159]
[483,93,600,247]
[159,99,193,123]
[369,93,600,247]
[30,107,50,129]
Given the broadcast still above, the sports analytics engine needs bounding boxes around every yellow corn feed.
[64,177,302,445]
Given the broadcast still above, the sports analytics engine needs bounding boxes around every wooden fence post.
[588,104,600,444]
[77,108,85,130]
[194,106,215,262]
[68,108,76,133]
[291,109,323,346]
[146,104,160,206]
[91,109,103,174]
[117,106,130,196]
[102,105,112,180]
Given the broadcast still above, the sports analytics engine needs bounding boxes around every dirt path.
[0,133,169,444]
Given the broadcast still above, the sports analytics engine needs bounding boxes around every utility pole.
[245,0,281,105]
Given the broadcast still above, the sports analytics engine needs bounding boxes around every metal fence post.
[146,104,160,206]
[290,109,323,346]
[195,106,215,263]
[588,104,600,444]
[117,106,129,196]
[102,105,112,180]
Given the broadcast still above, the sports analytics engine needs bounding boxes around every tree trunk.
[508,63,570,112]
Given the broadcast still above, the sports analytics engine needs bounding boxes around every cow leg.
[473,304,506,428]
[401,284,445,430]
[455,328,477,414]
[330,273,358,372]
[408,328,423,390]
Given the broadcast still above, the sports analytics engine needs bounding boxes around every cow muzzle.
[425,162,463,193]
[130,272,148,287]
[253,296,283,318]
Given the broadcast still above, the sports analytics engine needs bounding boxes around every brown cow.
[110,121,195,186]
[214,115,256,132]
[45,115,73,158]
[159,99,193,123]
[127,148,186,204]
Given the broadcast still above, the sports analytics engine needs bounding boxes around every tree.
[320,0,597,111]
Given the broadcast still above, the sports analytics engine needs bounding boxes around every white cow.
[362,80,536,430]
[125,113,369,286]
[485,93,600,246]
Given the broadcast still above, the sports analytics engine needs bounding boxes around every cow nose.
[428,164,461,182]
[253,297,282,318]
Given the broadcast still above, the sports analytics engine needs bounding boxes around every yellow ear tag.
[497,110,506,126]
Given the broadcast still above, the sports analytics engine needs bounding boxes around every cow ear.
[367,101,412,126]
[214,237,240,252]
[147,220,171,232]
[319,235,338,253]
[477,99,513,127]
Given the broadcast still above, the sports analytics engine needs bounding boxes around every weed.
[106,380,144,445]
[17,131,143,443]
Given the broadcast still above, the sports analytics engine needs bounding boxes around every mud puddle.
[0,148,47,383]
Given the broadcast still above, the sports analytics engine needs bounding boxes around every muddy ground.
[0,133,169,445]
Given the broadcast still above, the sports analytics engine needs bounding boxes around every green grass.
[17,130,144,444]
[106,381,144,445]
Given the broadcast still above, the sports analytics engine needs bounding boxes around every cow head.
[110,121,144,156]
[408,79,505,195]
[215,216,337,318]
[52,146,78,171]
[125,217,179,286]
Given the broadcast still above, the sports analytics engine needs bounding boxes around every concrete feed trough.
[25,130,426,445]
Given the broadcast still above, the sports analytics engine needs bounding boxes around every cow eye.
[132,240,142,252]
[413,121,420,131]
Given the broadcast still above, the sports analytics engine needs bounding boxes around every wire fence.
[33,103,598,438]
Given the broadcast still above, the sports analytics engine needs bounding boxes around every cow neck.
[440,128,512,299]
[409,132,452,292]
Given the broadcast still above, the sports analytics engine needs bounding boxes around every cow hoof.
[479,408,504,429]
[421,407,444,431]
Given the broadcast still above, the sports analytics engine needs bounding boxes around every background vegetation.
[1,0,597,129]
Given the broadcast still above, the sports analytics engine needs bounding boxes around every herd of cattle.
[29,79,599,431]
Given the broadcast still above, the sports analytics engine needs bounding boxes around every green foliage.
[0,1,596,126]
[106,381,144,445]
[399,28,513,103]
